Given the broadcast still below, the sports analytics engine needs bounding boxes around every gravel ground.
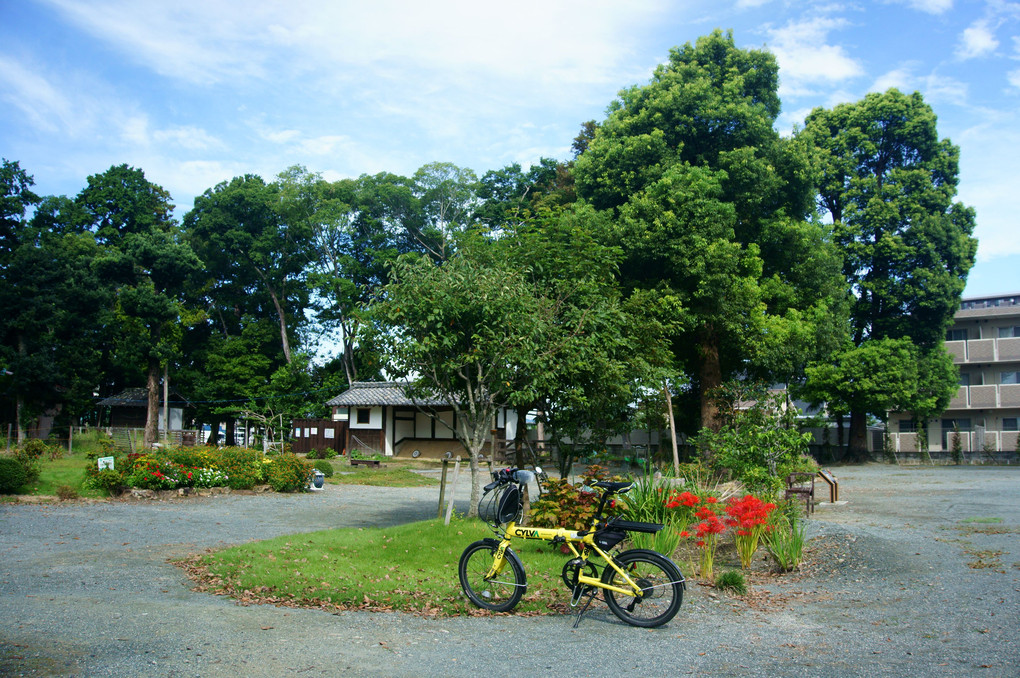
[1,464,1018,677]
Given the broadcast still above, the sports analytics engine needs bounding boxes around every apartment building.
[889,293,1020,455]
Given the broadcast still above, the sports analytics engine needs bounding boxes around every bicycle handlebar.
[485,467,536,491]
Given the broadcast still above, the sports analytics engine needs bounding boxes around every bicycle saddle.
[593,481,632,494]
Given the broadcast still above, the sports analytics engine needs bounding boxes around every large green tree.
[370,250,556,514]
[573,30,842,435]
[185,172,314,366]
[78,164,202,444]
[801,89,977,459]
[1,161,114,438]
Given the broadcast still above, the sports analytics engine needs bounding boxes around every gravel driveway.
[2,465,1018,677]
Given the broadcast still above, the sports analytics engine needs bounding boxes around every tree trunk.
[16,334,26,443]
[144,356,160,446]
[847,410,871,462]
[664,380,680,475]
[698,326,723,436]
[836,413,845,450]
[225,419,236,447]
[514,405,531,525]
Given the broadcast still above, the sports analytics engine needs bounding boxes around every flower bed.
[83,446,312,495]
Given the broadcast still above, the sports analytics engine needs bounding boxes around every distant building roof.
[97,387,190,408]
[326,381,448,407]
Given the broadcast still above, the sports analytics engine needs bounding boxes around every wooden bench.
[785,472,816,514]
[350,458,381,468]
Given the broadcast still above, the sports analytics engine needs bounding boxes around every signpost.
[817,469,838,502]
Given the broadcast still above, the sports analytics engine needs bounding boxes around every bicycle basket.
[478,483,521,524]
[593,528,627,551]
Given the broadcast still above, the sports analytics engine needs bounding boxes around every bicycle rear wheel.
[458,539,526,612]
[601,549,684,627]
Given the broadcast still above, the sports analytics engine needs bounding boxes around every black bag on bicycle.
[478,483,521,524]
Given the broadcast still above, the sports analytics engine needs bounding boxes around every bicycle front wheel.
[458,539,526,612]
[601,549,684,627]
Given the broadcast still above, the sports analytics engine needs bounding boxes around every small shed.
[97,387,188,430]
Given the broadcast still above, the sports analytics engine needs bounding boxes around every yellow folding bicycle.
[458,468,685,627]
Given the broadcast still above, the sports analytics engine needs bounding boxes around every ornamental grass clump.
[725,494,777,569]
[764,510,806,572]
[621,475,703,556]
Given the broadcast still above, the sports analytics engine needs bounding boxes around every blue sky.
[1,0,1018,298]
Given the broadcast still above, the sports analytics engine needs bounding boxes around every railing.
[946,337,1020,364]
[946,384,1020,409]
[888,431,1018,453]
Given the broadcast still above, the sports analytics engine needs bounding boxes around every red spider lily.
[665,490,701,509]
[725,494,777,568]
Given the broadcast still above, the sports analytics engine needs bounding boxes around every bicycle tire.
[458,539,526,612]
[600,548,684,628]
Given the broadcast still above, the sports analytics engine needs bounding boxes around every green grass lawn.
[326,465,440,487]
[21,453,102,498]
[182,518,579,617]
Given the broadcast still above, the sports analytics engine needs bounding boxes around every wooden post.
[443,457,461,526]
[68,425,73,454]
[437,458,449,519]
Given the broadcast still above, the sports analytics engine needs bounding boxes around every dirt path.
[1,465,1018,677]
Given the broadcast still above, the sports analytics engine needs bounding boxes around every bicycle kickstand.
[570,585,599,629]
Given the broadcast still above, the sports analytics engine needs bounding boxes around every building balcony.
[947,337,1020,364]
[946,384,1020,410]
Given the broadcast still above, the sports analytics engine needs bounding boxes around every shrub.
[165,446,217,470]
[83,467,125,495]
[529,465,622,530]
[695,382,813,495]
[18,439,50,461]
[715,570,748,595]
[313,460,334,478]
[307,448,337,460]
[216,447,264,490]
[266,454,311,492]
[12,443,45,484]
[0,457,29,494]
[56,485,79,501]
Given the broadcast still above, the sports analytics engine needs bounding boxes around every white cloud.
[956,20,999,60]
[765,16,864,97]
[924,73,969,104]
[1008,69,1020,89]
[153,126,224,152]
[39,0,666,92]
[0,55,79,134]
[872,65,917,93]
[893,0,953,15]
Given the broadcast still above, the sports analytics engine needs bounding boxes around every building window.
[946,328,968,342]
[1003,418,1018,432]
[898,419,917,433]
[998,326,1020,338]
[356,408,371,424]
[959,372,971,386]
[1001,371,1020,385]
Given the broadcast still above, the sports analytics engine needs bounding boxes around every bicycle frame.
[485,521,647,598]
